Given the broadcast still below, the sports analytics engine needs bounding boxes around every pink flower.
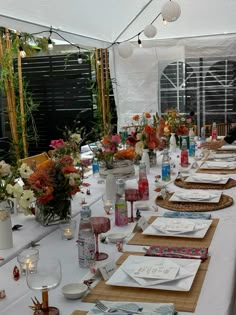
[111,134,121,144]
[50,139,64,149]
[186,118,192,123]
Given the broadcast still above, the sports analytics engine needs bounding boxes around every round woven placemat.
[174,178,236,190]
[155,192,233,212]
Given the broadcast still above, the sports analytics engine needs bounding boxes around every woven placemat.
[155,192,233,212]
[174,177,236,190]
[128,217,219,247]
[196,167,236,174]
[82,251,210,313]
[71,312,87,315]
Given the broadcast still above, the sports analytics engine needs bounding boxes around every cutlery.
[95,300,144,314]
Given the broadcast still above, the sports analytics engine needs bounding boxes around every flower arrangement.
[161,109,195,136]
[22,156,82,224]
[96,134,136,169]
[126,112,161,155]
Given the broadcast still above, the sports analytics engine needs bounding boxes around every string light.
[47,26,53,50]
[138,34,142,48]
[19,45,26,58]
[77,48,83,64]
[163,18,168,26]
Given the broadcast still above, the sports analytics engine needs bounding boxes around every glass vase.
[35,199,71,226]
[0,207,13,249]
[141,149,150,173]
[169,133,177,152]
[105,169,116,202]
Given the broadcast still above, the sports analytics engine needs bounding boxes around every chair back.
[20,152,50,169]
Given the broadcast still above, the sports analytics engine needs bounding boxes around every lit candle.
[63,228,73,239]
[22,258,35,273]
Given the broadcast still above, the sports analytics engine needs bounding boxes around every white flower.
[19,163,34,179]
[135,141,144,155]
[0,161,11,177]
[70,133,81,143]
[7,183,23,199]
[67,173,80,185]
[19,190,35,210]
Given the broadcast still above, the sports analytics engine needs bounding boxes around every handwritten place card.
[98,260,117,280]
[138,217,149,231]
[132,261,179,280]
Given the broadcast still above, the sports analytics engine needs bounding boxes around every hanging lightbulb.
[118,42,133,58]
[144,24,157,38]
[97,59,101,65]
[163,18,168,26]
[138,35,142,48]
[48,38,53,50]
[19,45,26,58]
[161,0,181,22]
[78,54,83,64]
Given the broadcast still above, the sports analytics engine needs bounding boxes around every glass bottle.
[115,179,128,226]
[180,138,189,167]
[138,162,149,200]
[161,149,171,182]
[141,149,150,174]
[105,169,116,201]
[200,126,206,143]
[169,133,176,152]
[189,138,196,157]
[92,158,99,177]
[78,205,95,268]
[211,122,218,141]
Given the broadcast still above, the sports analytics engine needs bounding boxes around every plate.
[106,255,201,291]
[185,174,229,184]
[142,217,213,238]
[169,190,222,203]
[200,161,236,169]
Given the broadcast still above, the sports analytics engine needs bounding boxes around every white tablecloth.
[1,153,236,315]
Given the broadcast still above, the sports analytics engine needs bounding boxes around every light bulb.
[118,42,133,58]
[161,0,181,22]
[78,54,83,64]
[97,59,101,65]
[138,38,142,48]
[163,18,168,26]
[48,38,53,50]
[144,24,157,38]
[19,46,26,58]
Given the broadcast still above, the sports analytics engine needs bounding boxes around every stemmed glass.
[90,217,110,261]
[125,189,141,223]
[26,258,62,315]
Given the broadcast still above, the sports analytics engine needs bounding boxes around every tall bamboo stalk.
[104,49,110,117]
[99,49,106,129]
[17,40,28,157]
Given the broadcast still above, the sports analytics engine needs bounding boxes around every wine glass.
[90,217,110,261]
[26,258,62,315]
[102,194,115,215]
[125,189,141,223]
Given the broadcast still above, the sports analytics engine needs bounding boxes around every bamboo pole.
[104,48,110,118]
[95,48,103,122]
[17,38,28,157]
[99,49,106,130]
[5,28,20,157]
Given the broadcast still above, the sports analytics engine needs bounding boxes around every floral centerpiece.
[21,156,82,225]
[96,133,136,178]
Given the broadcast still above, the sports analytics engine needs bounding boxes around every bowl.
[62,283,88,299]
[107,233,126,243]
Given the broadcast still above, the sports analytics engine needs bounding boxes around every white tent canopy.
[1,0,236,48]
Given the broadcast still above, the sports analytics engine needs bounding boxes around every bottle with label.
[92,158,99,177]
[189,138,196,157]
[78,205,95,268]
[161,149,171,181]
[115,179,128,226]
[200,126,206,143]
[180,138,189,167]
[211,122,218,141]
[138,162,149,200]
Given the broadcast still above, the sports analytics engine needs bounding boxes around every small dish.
[107,233,126,243]
[62,283,88,299]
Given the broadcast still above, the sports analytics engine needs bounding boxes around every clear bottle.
[189,127,195,141]
[180,138,189,167]
[138,162,149,200]
[211,122,218,141]
[189,138,196,157]
[161,149,171,182]
[200,126,206,143]
[141,149,150,174]
[92,158,99,177]
[115,179,128,226]
[78,205,95,268]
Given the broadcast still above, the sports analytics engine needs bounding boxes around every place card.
[137,217,149,231]
[98,260,117,280]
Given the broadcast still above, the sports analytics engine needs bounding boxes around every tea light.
[17,248,39,275]
[60,220,76,240]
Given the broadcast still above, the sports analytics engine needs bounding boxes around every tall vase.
[0,205,13,249]
[169,133,177,152]
[35,199,71,226]
[141,149,150,174]
[105,169,117,201]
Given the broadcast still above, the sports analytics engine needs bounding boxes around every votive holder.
[17,248,39,276]
[60,219,76,240]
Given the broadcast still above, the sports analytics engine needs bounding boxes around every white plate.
[142,217,213,238]
[106,255,201,291]
[200,161,236,169]
[169,190,222,203]
[185,174,229,184]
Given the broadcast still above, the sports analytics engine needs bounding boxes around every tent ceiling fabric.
[1,0,236,48]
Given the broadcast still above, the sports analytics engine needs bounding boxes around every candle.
[17,248,39,276]
[60,220,76,240]
[63,228,73,239]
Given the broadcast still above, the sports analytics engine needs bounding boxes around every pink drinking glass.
[125,189,141,223]
[90,217,110,261]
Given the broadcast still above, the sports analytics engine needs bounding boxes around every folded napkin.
[88,301,175,315]
[145,245,208,261]
[163,211,211,220]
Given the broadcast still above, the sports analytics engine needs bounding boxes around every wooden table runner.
[174,177,236,190]
[128,217,219,247]
[82,251,210,313]
[196,168,236,174]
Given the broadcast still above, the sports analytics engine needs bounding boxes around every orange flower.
[114,148,136,160]
[102,136,111,146]
[61,165,78,174]
[132,114,140,121]
[144,125,153,134]
[145,112,151,118]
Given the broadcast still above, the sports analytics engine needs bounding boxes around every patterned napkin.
[145,245,208,261]
[163,211,211,220]
[88,301,175,315]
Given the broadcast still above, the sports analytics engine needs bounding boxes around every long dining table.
[1,151,236,315]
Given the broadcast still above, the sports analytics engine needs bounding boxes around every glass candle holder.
[17,248,39,275]
[60,220,76,240]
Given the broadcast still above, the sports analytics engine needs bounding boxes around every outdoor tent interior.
[1,0,236,135]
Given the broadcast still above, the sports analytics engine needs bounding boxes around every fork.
[95,300,143,314]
